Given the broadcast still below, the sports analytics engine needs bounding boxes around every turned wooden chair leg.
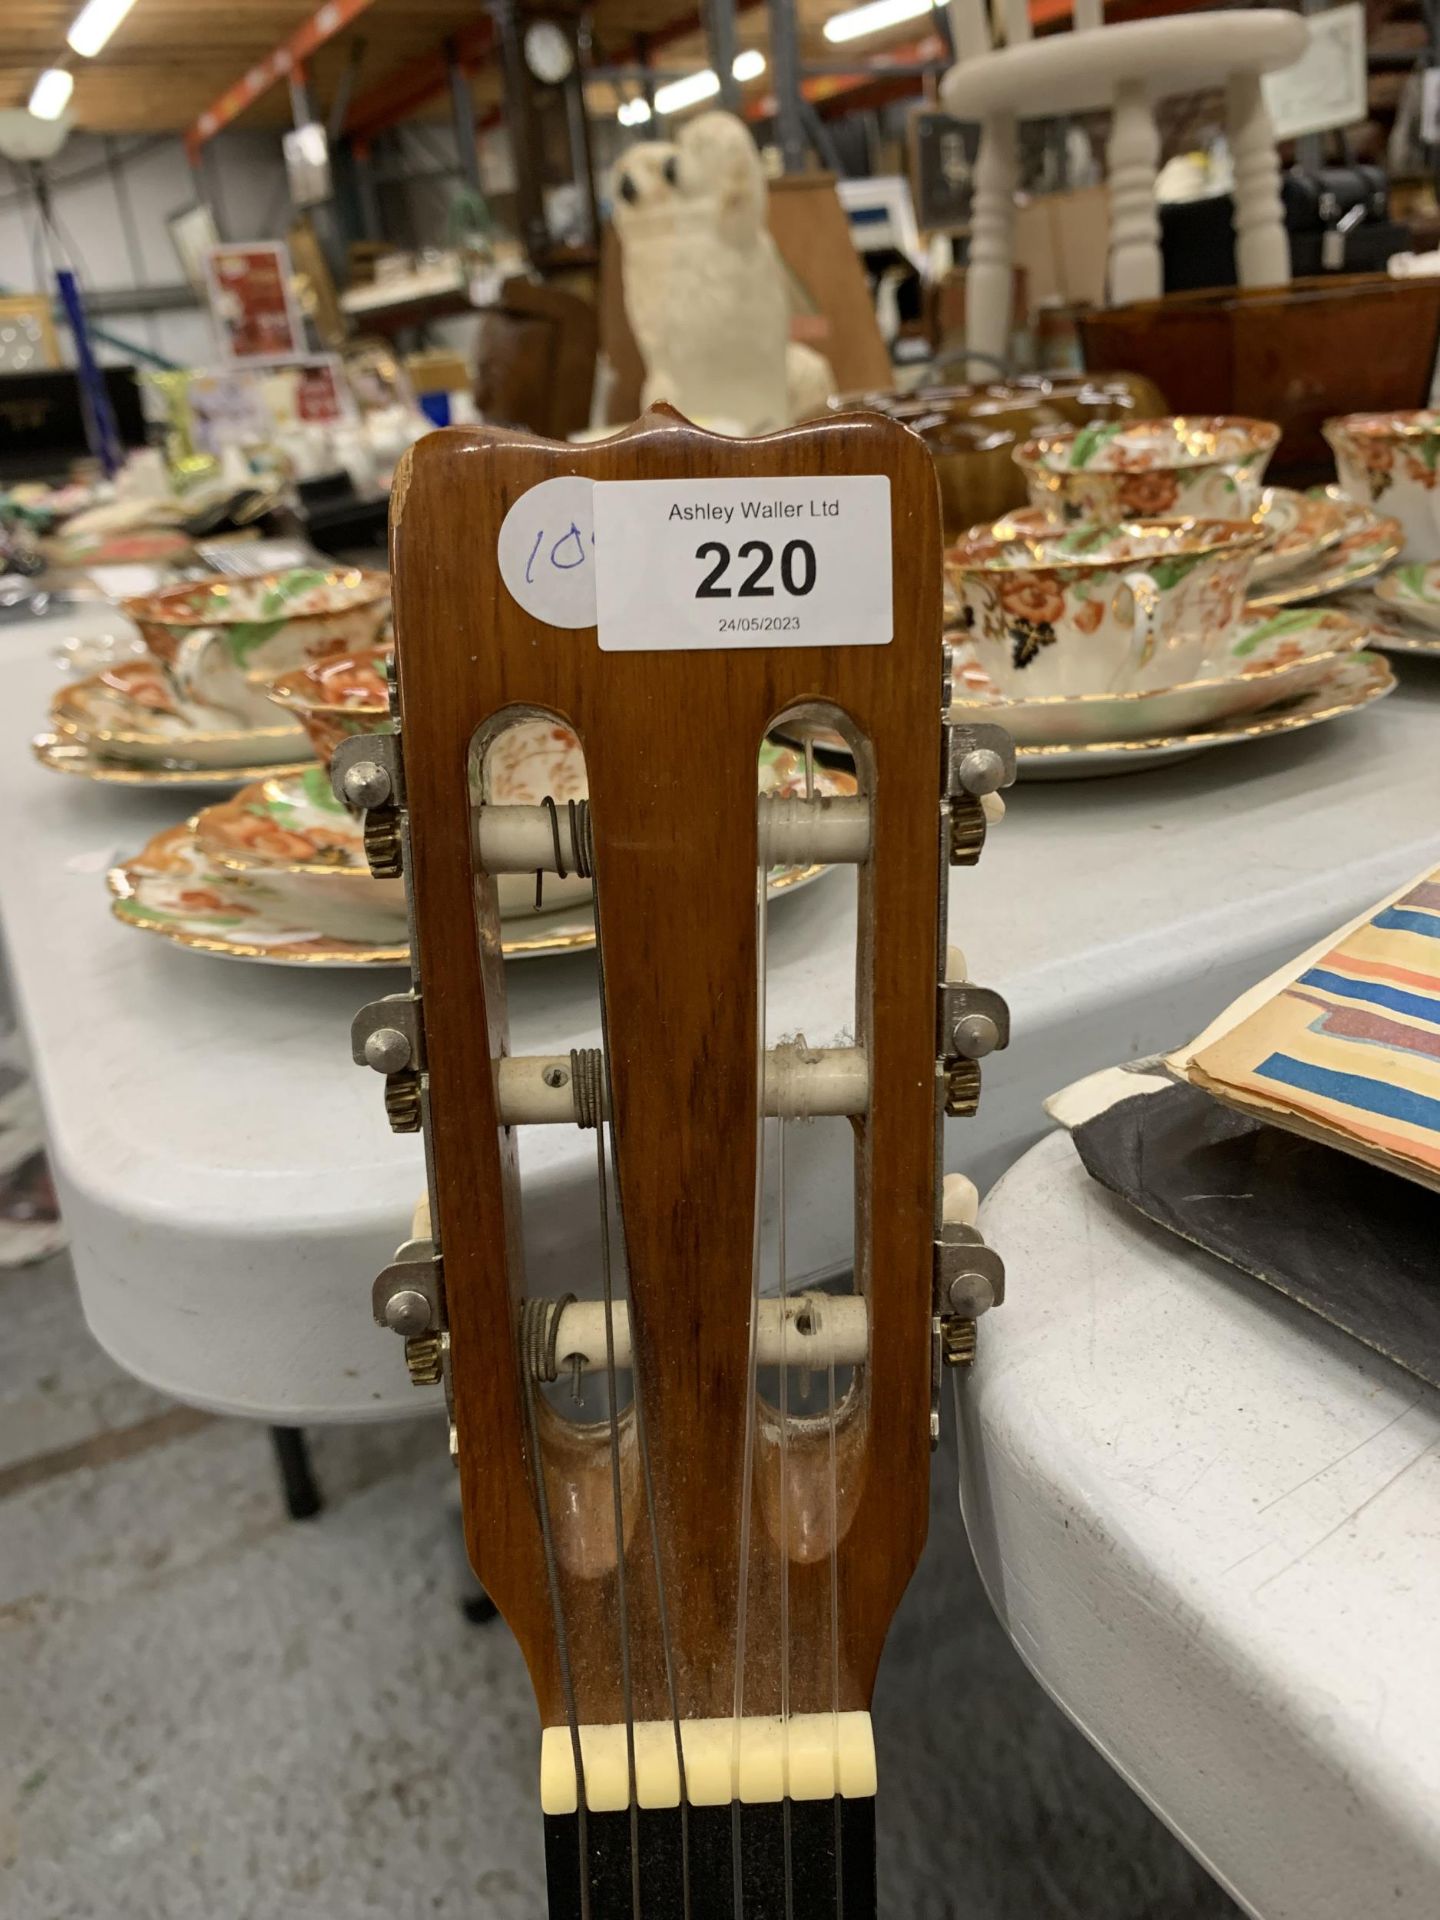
[967,113,1018,380]
[1227,69,1292,288]
[1107,77,1163,306]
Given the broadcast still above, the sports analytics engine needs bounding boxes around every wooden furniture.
[473,276,598,440]
[1079,273,1440,476]
[940,3,1307,376]
[334,408,1012,1912]
[490,0,599,273]
[599,171,891,425]
[765,173,892,396]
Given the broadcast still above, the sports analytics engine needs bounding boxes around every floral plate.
[785,652,1395,780]
[1372,562,1440,634]
[1324,587,1440,657]
[948,604,1369,746]
[1247,494,1403,608]
[193,739,854,937]
[1014,651,1394,780]
[33,732,316,789]
[1250,488,1348,581]
[50,657,309,770]
[109,824,833,967]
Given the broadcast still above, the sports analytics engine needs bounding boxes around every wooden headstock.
[337,408,1012,1916]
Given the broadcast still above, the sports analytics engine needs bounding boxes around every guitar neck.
[544,1795,877,1919]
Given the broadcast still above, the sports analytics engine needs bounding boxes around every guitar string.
[629,1330,694,1920]
[824,735,843,1920]
[591,1103,643,1920]
[519,1357,594,1920]
[829,1298,843,1920]
[729,869,768,1919]
[514,800,595,1920]
[777,1113,795,1920]
[591,898,693,1920]
[582,915,643,1920]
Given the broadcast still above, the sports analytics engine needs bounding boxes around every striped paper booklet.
[1169,865,1440,1193]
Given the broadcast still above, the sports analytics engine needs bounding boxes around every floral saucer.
[1325,587,1440,657]
[1247,495,1403,608]
[191,737,853,938]
[1250,487,1347,581]
[110,825,409,966]
[1372,562,1440,634]
[948,604,1369,746]
[50,657,309,771]
[33,732,315,789]
[110,821,833,968]
[1014,651,1394,779]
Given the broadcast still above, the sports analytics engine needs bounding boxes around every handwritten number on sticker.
[551,523,586,570]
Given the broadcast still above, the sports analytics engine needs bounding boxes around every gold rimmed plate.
[1013,650,1395,779]
[1250,486,1348,580]
[1247,495,1403,608]
[108,822,833,968]
[947,604,1368,746]
[33,733,318,790]
[1325,588,1440,658]
[50,658,308,770]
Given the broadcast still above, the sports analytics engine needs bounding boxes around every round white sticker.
[496,475,597,630]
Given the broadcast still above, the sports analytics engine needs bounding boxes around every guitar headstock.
[336,408,1012,1916]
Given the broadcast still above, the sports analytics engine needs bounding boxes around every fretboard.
[544,1796,877,1919]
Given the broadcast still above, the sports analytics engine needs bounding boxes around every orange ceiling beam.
[184,0,381,158]
[343,2,752,137]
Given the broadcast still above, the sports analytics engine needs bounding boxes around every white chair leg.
[967,113,1017,379]
[1227,69,1291,288]
[1107,77,1162,306]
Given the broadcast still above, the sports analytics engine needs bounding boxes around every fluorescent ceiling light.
[650,52,767,118]
[617,97,652,126]
[823,0,934,43]
[67,0,139,58]
[28,68,75,120]
[653,68,721,115]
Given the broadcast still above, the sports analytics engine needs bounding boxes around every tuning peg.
[332,734,407,879]
[352,994,426,1133]
[937,975,1010,1117]
[943,721,1015,866]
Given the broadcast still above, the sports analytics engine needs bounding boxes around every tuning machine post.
[928,1174,1006,1440]
[352,991,426,1133]
[937,962,1010,1119]
[943,719,1015,866]
[332,732,407,880]
[371,1235,447,1387]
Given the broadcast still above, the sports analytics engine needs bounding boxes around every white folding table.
[969,1127,1440,1920]
[5,603,1439,1422]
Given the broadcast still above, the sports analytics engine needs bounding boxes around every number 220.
[695,539,817,599]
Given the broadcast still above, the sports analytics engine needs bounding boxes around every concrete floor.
[1,1252,1241,1919]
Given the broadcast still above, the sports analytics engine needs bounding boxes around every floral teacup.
[1014,416,1279,527]
[126,567,390,726]
[266,648,394,769]
[266,660,597,915]
[1324,410,1440,563]
[946,517,1267,700]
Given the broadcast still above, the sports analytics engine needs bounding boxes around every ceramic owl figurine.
[611,111,835,435]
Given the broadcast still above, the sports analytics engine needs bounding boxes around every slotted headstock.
[339,408,1011,1916]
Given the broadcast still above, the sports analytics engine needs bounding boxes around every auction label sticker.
[593,475,892,652]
